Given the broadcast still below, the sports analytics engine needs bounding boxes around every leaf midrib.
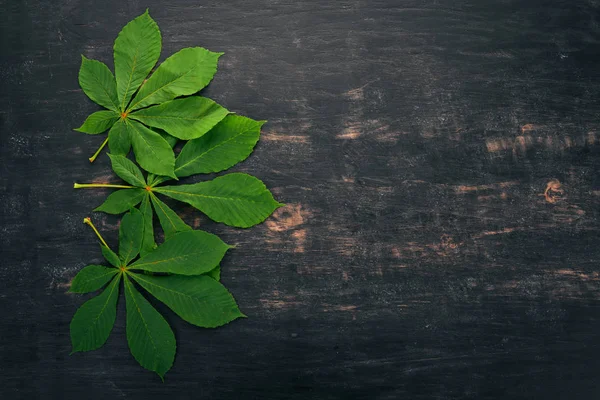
[131,250,212,270]
[132,274,237,326]
[90,69,119,111]
[120,50,140,111]
[80,269,118,290]
[121,158,146,186]
[93,112,120,123]
[132,113,219,121]
[128,120,163,162]
[174,125,255,174]
[125,277,160,370]
[132,273,210,308]
[121,232,136,264]
[150,193,180,234]
[116,163,146,187]
[128,59,207,111]
[156,187,267,206]
[76,275,120,348]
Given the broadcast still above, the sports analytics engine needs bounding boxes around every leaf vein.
[175,126,254,173]
[128,64,200,111]
[125,278,160,368]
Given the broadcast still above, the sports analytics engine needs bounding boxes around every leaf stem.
[74,183,134,189]
[88,137,109,163]
[83,217,110,249]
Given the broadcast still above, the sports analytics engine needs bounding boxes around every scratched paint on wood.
[2,1,600,399]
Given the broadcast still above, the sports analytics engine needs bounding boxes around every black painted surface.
[2,1,600,399]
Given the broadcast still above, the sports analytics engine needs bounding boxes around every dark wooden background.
[2,0,600,398]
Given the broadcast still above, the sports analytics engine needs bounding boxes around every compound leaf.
[175,115,263,177]
[130,273,244,328]
[129,230,229,275]
[114,10,161,112]
[128,47,222,111]
[154,173,282,228]
[124,275,175,379]
[70,265,118,294]
[70,273,121,353]
[129,97,228,140]
[94,188,145,215]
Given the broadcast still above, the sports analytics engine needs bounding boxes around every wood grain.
[2,1,600,398]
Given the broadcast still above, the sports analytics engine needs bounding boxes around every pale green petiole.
[88,137,109,163]
[83,217,110,249]
[73,183,134,189]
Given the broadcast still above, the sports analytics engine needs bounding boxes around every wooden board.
[2,1,600,398]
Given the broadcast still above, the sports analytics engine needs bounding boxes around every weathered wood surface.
[2,1,600,398]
